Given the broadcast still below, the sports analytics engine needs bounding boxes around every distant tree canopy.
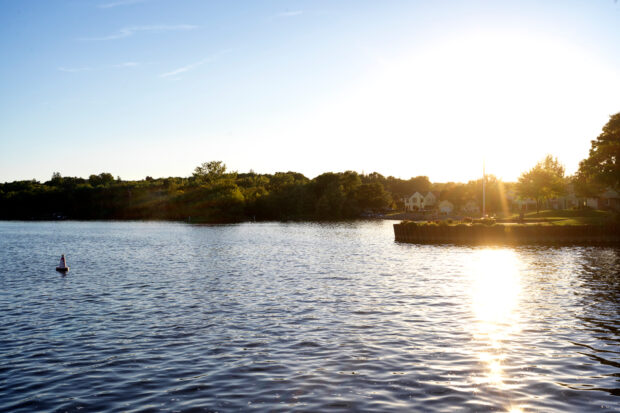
[577,112,620,191]
[193,161,227,184]
[88,173,114,187]
[0,161,395,222]
[518,155,566,212]
[6,143,612,223]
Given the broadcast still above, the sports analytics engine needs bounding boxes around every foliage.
[193,161,227,184]
[472,217,496,225]
[88,172,115,187]
[0,162,393,222]
[517,155,566,213]
[577,112,620,191]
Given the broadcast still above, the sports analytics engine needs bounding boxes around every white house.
[403,192,438,211]
[403,192,424,211]
[424,192,437,208]
[438,200,454,215]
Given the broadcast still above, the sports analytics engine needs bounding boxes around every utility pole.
[482,160,486,217]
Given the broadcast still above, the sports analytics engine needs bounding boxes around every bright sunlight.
[468,248,522,394]
[287,29,619,181]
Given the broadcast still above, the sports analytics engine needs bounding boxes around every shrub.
[473,218,496,225]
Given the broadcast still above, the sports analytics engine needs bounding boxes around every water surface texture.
[1,221,619,412]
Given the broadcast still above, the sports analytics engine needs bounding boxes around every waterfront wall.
[393,223,620,245]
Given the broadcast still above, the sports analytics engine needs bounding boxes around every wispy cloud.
[58,62,142,73]
[159,51,229,79]
[160,59,210,79]
[58,66,93,73]
[275,10,304,18]
[81,24,198,41]
[98,0,149,8]
[112,61,140,68]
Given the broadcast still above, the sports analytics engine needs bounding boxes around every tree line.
[0,164,391,221]
[517,112,620,213]
[1,112,617,222]
[0,161,512,221]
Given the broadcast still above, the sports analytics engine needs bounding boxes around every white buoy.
[56,254,69,272]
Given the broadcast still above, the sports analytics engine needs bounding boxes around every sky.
[1,0,619,183]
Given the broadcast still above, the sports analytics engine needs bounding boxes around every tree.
[88,172,114,187]
[193,161,227,184]
[577,112,620,190]
[385,175,430,203]
[356,182,391,211]
[517,155,566,213]
[49,172,63,186]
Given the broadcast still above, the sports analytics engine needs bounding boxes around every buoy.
[56,254,69,272]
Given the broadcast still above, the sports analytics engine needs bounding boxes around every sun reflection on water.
[468,248,523,408]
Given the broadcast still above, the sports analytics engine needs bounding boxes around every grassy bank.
[507,209,614,226]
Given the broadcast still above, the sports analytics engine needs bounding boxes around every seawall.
[393,223,620,245]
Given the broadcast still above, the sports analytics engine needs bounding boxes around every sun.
[295,28,619,182]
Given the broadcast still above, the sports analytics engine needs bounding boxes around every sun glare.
[470,249,521,326]
[292,29,619,181]
[468,248,522,394]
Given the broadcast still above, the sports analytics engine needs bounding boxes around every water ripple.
[0,221,619,411]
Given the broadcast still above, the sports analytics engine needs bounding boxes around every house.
[403,192,439,211]
[438,200,454,215]
[461,200,479,215]
[508,184,616,211]
[586,188,620,211]
[559,184,580,209]
[404,192,425,211]
[513,197,538,211]
[601,188,620,210]
[424,192,437,208]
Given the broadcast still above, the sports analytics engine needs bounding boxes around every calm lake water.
[0,221,619,412]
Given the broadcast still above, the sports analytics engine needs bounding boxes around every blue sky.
[1,0,619,183]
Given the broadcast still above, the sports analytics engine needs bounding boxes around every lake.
[0,221,618,412]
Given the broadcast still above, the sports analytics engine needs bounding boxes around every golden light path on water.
[467,248,524,413]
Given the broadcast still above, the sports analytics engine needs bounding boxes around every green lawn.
[510,209,615,225]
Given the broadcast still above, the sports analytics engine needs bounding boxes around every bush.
[473,218,496,225]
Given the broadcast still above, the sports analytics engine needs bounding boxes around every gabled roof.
[602,188,620,198]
